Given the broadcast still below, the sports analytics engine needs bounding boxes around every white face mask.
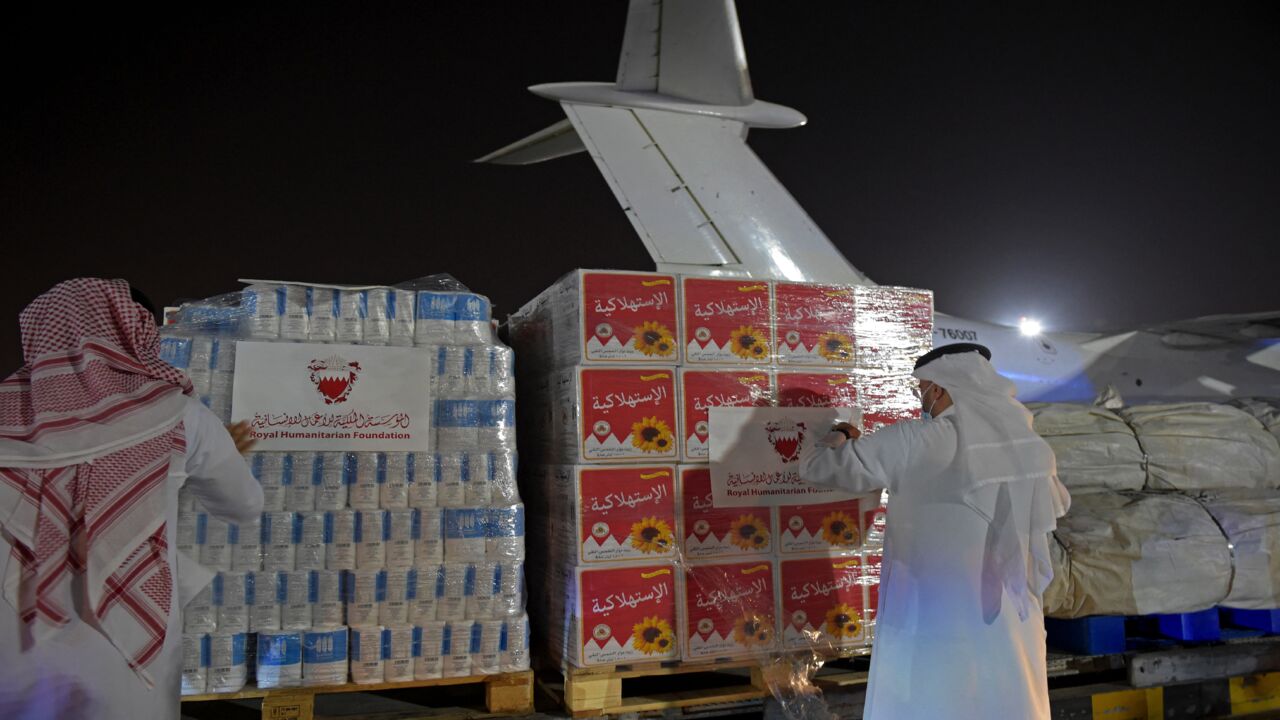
[920,384,941,420]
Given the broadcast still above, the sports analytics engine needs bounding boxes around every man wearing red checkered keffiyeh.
[0,278,263,720]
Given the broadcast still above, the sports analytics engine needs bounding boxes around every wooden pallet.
[181,671,534,720]
[540,653,871,718]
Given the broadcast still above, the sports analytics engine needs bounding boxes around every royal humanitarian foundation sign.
[709,406,860,507]
[231,341,433,451]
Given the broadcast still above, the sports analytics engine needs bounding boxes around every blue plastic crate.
[1045,615,1126,655]
[1220,607,1280,634]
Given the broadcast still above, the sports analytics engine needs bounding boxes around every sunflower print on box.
[816,332,854,364]
[633,321,676,358]
[821,510,860,546]
[631,416,674,453]
[779,500,865,554]
[728,325,769,361]
[630,517,675,554]
[825,604,862,639]
[733,612,775,648]
[728,514,770,551]
[632,616,675,655]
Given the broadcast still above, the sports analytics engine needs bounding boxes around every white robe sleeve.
[181,398,263,524]
[800,417,958,494]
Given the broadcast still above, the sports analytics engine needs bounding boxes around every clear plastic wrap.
[509,272,934,719]
[166,273,526,693]
[208,632,250,693]
[181,633,209,695]
[350,625,387,684]
[214,571,251,633]
[385,624,417,682]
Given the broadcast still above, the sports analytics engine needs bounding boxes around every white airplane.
[479,0,1280,404]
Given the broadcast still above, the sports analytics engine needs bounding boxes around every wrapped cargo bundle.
[1194,489,1280,610]
[1042,492,1233,618]
[1121,403,1280,490]
[167,275,528,692]
[1025,403,1145,493]
[511,269,932,671]
[1231,397,1280,445]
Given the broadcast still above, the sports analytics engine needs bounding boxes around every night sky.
[4,2,1277,371]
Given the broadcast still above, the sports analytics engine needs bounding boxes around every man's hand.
[832,422,862,444]
[225,421,257,455]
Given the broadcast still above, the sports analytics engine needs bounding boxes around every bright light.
[1019,317,1043,336]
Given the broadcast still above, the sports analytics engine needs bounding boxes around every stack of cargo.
[510,270,931,668]
[162,279,529,695]
[1036,399,1280,619]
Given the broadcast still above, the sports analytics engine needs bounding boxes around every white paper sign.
[232,341,432,451]
[709,406,861,507]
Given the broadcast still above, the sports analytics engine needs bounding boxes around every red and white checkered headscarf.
[0,278,193,686]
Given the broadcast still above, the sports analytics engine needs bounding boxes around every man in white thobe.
[800,343,1070,720]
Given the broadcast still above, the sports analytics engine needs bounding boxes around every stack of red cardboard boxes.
[510,270,931,668]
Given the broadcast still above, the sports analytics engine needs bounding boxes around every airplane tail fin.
[616,0,753,106]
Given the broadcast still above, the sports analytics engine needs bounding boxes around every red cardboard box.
[678,466,775,560]
[578,368,679,462]
[777,556,868,650]
[679,369,773,462]
[682,560,778,660]
[568,465,678,563]
[563,563,680,666]
[778,499,865,555]
[774,283,857,366]
[582,271,680,363]
[681,278,773,365]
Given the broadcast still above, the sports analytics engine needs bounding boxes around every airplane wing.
[1150,310,1280,346]
[562,102,868,284]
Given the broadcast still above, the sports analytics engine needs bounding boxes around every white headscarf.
[914,351,1070,620]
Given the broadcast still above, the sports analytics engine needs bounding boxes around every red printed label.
[680,466,774,559]
[774,283,857,366]
[579,467,677,563]
[778,499,864,555]
[682,560,777,659]
[581,272,679,363]
[580,369,678,461]
[682,278,772,365]
[775,372,857,409]
[579,565,679,665]
[778,557,867,649]
[680,370,773,461]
